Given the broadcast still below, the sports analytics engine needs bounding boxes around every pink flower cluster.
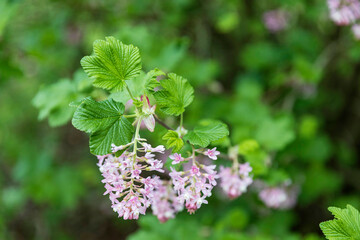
[259,186,298,209]
[97,142,165,220]
[151,180,183,222]
[328,0,360,25]
[263,10,289,32]
[327,0,360,39]
[170,164,218,214]
[168,148,220,214]
[219,162,253,199]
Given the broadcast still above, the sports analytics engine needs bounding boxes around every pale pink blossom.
[169,161,218,214]
[352,23,360,38]
[219,163,253,199]
[263,10,289,32]
[327,0,360,25]
[239,162,252,176]
[98,141,165,220]
[259,186,298,209]
[169,153,184,164]
[151,180,183,222]
[140,95,156,132]
[204,147,220,160]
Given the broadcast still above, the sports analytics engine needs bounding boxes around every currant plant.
[70,36,255,221]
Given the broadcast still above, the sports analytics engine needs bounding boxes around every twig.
[155,116,174,130]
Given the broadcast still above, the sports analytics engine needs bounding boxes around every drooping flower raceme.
[169,149,219,214]
[151,180,183,222]
[352,23,360,38]
[327,0,360,25]
[259,185,298,209]
[219,162,253,199]
[98,141,165,220]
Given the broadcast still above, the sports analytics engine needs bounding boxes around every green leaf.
[109,68,165,104]
[72,97,125,133]
[153,73,194,116]
[238,139,260,155]
[81,36,142,91]
[145,68,165,93]
[90,116,134,155]
[255,116,295,151]
[72,97,134,155]
[162,130,184,152]
[320,205,360,240]
[184,120,229,148]
[32,79,79,127]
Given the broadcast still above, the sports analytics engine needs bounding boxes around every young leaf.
[184,120,229,148]
[72,97,134,155]
[162,130,184,153]
[153,73,194,116]
[320,205,360,240]
[145,68,165,92]
[109,68,165,104]
[81,36,142,91]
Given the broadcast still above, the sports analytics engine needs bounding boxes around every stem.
[130,117,143,190]
[191,145,196,165]
[133,117,142,157]
[155,116,173,130]
[219,153,232,161]
[180,113,183,130]
[124,114,137,118]
[232,156,239,171]
[126,84,135,101]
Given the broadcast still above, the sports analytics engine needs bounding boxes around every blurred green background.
[0,0,359,239]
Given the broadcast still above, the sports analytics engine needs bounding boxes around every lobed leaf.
[320,205,360,240]
[162,130,184,153]
[184,120,229,148]
[90,116,134,155]
[72,97,134,155]
[72,97,125,133]
[81,36,142,91]
[153,73,194,116]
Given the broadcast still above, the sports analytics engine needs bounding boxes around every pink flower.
[170,162,217,214]
[327,0,360,25]
[239,162,252,176]
[151,180,183,222]
[352,24,360,39]
[204,147,220,160]
[191,165,201,176]
[98,142,166,220]
[142,143,165,153]
[263,10,289,32]
[259,186,298,209]
[111,143,126,153]
[141,95,156,132]
[169,153,184,164]
[131,169,141,179]
[219,164,253,199]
